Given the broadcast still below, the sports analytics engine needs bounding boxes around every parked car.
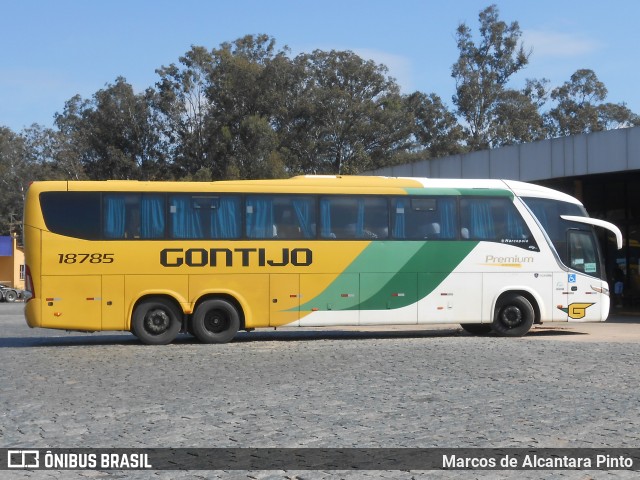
[0,285,22,302]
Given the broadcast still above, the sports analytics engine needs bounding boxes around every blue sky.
[2,0,639,132]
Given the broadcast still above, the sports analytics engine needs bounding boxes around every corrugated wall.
[367,126,640,181]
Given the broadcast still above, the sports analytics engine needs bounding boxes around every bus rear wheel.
[192,299,240,344]
[132,298,182,345]
[492,294,534,337]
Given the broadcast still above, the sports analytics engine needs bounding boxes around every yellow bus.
[23,176,621,345]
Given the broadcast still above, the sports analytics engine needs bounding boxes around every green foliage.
[451,4,532,149]
[548,69,640,136]
[285,49,413,174]
[406,92,465,157]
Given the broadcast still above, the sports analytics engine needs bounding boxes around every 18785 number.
[57,253,115,264]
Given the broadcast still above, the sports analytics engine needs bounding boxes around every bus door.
[41,275,102,330]
[560,229,605,322]
[270,274,300,327]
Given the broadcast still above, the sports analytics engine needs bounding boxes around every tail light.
[24,265,35,302]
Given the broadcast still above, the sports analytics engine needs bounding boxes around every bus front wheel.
[192,299,240,344]
[132,298,182,345]
[492,294,534,337]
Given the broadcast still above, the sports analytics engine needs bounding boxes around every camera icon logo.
[7,450,40,468]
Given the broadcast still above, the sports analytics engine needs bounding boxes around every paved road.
[1,302,639,479]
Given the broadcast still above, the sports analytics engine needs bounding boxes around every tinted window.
[170,194,240,239]
[391,197,457,240]
[460,197,538,251]
[104,194,166,239]
[40,192,101,239]
[568,229,602,278]
[522,197,587,261]
[320,197,388,239]
[245,195,317,239]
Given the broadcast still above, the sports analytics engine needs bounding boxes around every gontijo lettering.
[160,247,313,267]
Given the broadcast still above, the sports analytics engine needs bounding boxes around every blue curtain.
[393,199,406,239]
[104,196,126,239]
[470,200,495,239]
[213,198,240,239]
[246,197,274,238]
[141,195,165,238]
[320,198,332,238]
[170,196,202,239]
[293,198,314,238]
[506,207,525,238]
[439,199,456,239]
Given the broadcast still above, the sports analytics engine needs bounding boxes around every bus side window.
[460,197,537,250]
[246,196,276,239]
[104,194,165,240]
[104,194,143,239]
[40,191,101,240]
[273,196,316,239]
[568,230,599,276]
[391,197,456,240]
[320,197,387,239]
[170,195,240,239]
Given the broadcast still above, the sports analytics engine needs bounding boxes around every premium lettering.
[160,247,312,267]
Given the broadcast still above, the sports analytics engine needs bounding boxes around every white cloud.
[522,29,603,58]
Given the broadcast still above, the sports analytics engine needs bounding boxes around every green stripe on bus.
[298,241,478,312]
[404,188,514,199]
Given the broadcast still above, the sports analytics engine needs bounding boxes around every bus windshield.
[521,197,603,277]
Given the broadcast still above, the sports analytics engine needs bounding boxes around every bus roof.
[26,176,583,205]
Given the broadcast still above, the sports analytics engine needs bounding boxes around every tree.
[405,92,464,157]
[492,78,549,146]
[451,4,534,149]
[55,78,167,180]
[203,34,290,179]
[155,35,291,180]
[155,46,214,177]
[547,69,640,136]
[285,49,413,174]
[0,127,26,236]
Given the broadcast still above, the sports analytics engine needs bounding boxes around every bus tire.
[460,323,493,335]
[132,298,182,345]
[492,294,534,337]
[192,299,240,344]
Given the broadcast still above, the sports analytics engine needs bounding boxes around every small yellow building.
[0,234,25,290]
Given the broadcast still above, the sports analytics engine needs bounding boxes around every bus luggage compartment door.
[270,274,300,327]
[299,273,359,326]
[41,275,102,331]
[102,275,125,330]
[359,273,417,325]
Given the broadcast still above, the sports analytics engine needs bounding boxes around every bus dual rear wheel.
[191,299,240,344]
[492,294,534,337]
[132,298,182,345]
